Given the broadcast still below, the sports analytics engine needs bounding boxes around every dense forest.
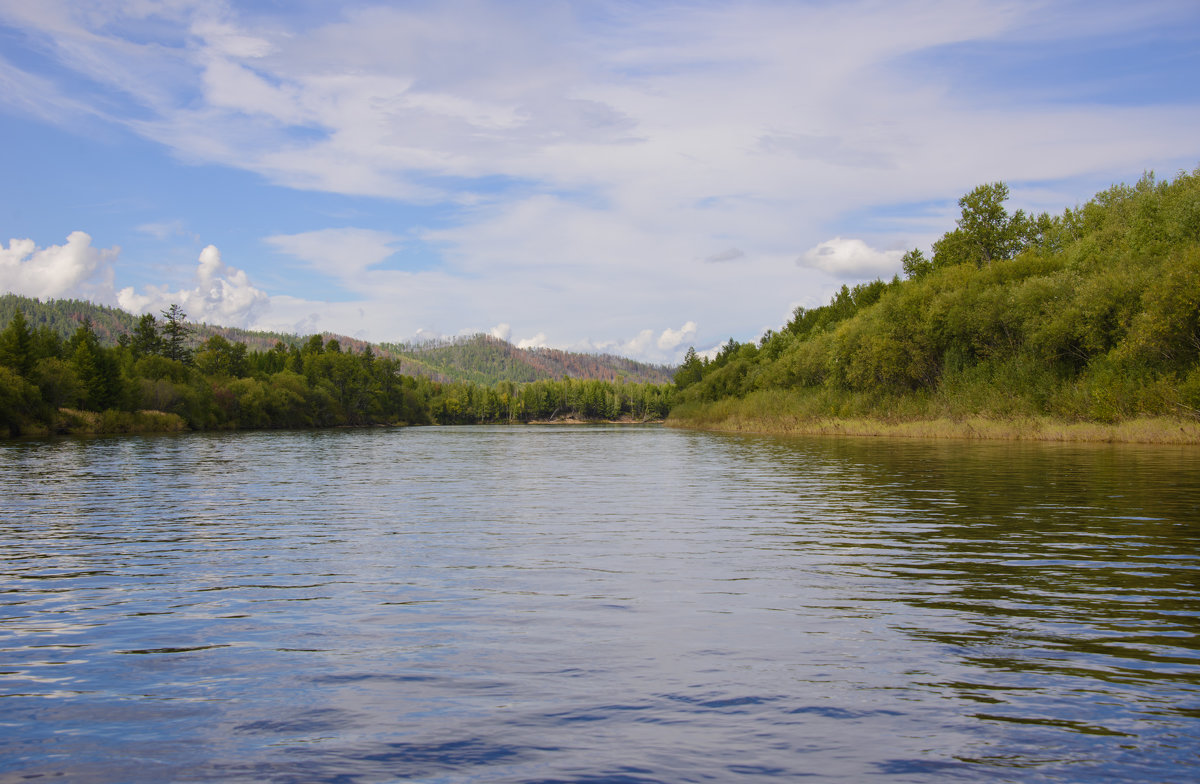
[0,295,670,386]
[670,169,1200,437]
[0,303,673,437]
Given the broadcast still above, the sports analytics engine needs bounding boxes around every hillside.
[669,169,1200,442]
[0,295,299,354]
[0,295,672,384]
[383,334,673,385]
[1,297,677,436]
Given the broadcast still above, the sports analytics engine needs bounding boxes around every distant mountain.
[0,294,674,384]
[382,334,674,385]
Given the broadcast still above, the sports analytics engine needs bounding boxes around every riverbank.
[19,409,191,438]
[666,394,1200,444]
[3,409,662,440]
[667,415,1200,443]
[526,415,664,425]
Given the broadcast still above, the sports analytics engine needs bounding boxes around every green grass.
[667,389,1200,444]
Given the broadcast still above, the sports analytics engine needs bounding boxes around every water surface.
[1,426,1198,782]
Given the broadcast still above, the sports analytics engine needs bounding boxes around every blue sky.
[1,0,1198,364]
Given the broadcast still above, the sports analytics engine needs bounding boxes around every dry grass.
[667,393,1200,444]
[55,408,189,435]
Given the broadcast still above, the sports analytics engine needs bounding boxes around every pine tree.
[0,310,34,376]
[160,304,193,363]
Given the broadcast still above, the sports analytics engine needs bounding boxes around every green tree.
[675,346,704,389]
[69,321,122,410]
[194,335,249,378]
[933,182,1029,269]
[0,365,42,437]
[901,248,932,279]
[160,304,193,363]
[131,313,163,358]
[0,309,35,376]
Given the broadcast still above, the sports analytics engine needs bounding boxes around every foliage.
[383,333,673,385]
[0,303,674,438]
[1,294,673,386]
[672,168,1200,428]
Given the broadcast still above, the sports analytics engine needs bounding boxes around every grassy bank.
[667,389,1200,444]
[38,408,190,437]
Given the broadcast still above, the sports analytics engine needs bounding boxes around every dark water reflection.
[1,427,1198,783]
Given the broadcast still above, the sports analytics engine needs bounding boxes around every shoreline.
[5,412,665,440]
[664,414,1200,445]
[12,408,1197,444]
[524,416,664,425]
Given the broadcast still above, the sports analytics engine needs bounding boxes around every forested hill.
[0,296,140,348]
[383,334,673,385]
[0,295,295,355]
[671,168,1200,434]
[0,296,671,384]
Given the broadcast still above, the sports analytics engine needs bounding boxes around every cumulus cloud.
[620,330,656,358]
[516,332,548,349]
[0,231,117,302]
[657,321,698,351]
[117,244,269,327]
[799,237,905,278]
[569,321,700,363]
[490,323,512,342]
[3,2,1198,362]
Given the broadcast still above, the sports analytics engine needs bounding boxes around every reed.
[666,391,1200,444]
[55,408,189,435]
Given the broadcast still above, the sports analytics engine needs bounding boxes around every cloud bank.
[0,1,1197,361]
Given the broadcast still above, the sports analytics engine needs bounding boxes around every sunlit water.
[1,426,1198,783]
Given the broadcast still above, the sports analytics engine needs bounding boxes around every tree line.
[0,307,674,437]
[672,169,1200,426]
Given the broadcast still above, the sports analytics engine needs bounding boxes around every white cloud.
[657,321,698,351]
[0,231,117,302]
[19,0,1196,212]
[516,332,548,349]
[117,244,269,327]
[564,321,701,364]
[2,1,1199,361]
[264,228,401,278]
[799,237,905,279]
[191,19,273,60]
[620,330,656,358]
[490,323,512,342]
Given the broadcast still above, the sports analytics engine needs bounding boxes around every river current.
[1,426,1198,782]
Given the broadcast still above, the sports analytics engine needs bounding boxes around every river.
[1,426,1198,782]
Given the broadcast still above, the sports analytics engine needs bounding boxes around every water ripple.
[1,427,1198,782]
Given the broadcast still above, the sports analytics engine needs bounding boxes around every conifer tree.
[160,304,193,363]
[0,310,34,376]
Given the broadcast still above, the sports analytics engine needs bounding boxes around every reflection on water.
[1,427,1198,783]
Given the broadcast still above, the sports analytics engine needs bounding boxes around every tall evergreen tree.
[160,304,193,363]
[131,313,163,358]
[0,310,34,376]
[674,347,704,390]
[69,321,122,410]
